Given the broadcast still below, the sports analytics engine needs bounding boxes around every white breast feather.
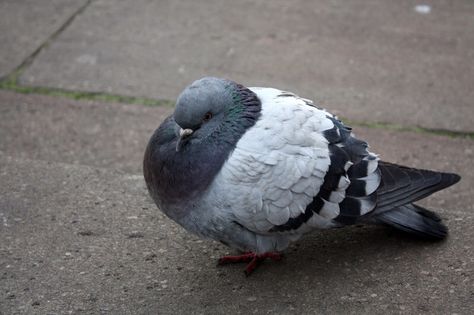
[209,88,336,233]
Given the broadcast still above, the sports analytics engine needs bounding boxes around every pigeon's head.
[173,77,257,152]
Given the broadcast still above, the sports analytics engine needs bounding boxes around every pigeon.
[143,77,461,275]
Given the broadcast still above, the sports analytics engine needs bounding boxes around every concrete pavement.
[0,0,89,79]
[19,0,474,132]
[1,1,473,314]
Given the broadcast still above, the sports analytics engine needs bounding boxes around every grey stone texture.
[20,0,474,131]
[0,0,88,79]
[0,91,168,174]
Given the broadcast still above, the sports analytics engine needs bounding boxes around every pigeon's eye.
[203,112,213,122]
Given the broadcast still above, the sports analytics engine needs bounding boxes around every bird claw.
[217,252,283,276]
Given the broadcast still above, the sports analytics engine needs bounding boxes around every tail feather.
[375,204,447,240]
[375,162,461,213]
[367,162,461,240]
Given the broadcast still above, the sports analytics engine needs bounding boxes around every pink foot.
[218,252,283,276]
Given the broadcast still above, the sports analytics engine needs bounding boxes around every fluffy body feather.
[144,77,460,257]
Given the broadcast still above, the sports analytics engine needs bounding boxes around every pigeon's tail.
[366,162,461,240]
[374,204,448,240]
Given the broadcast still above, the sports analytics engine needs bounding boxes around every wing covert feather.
[211,88,334,233]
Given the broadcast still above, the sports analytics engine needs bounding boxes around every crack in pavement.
[0,0,94,84]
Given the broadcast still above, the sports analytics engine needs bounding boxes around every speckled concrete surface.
[0,0,88,79]
[19,0,474,132]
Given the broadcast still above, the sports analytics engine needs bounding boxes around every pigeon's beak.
[176,128,194,152]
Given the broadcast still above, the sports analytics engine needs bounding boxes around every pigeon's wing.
[212,88,379,234]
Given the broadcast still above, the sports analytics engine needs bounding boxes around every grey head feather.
[174,77,233,130]
[143,77,262,219]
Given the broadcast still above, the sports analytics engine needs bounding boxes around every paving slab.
[19,0,474,132]
[0,0,89,79]
[0,155,472,314]
[0,90,170,174]
[0,92,473,314]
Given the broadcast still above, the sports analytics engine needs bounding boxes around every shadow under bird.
[143,77,461,275]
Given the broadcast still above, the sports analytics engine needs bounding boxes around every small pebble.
[414,4,431,14]
[78,230,94,236]
[144,253,157,261]
[127,231,144,238]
